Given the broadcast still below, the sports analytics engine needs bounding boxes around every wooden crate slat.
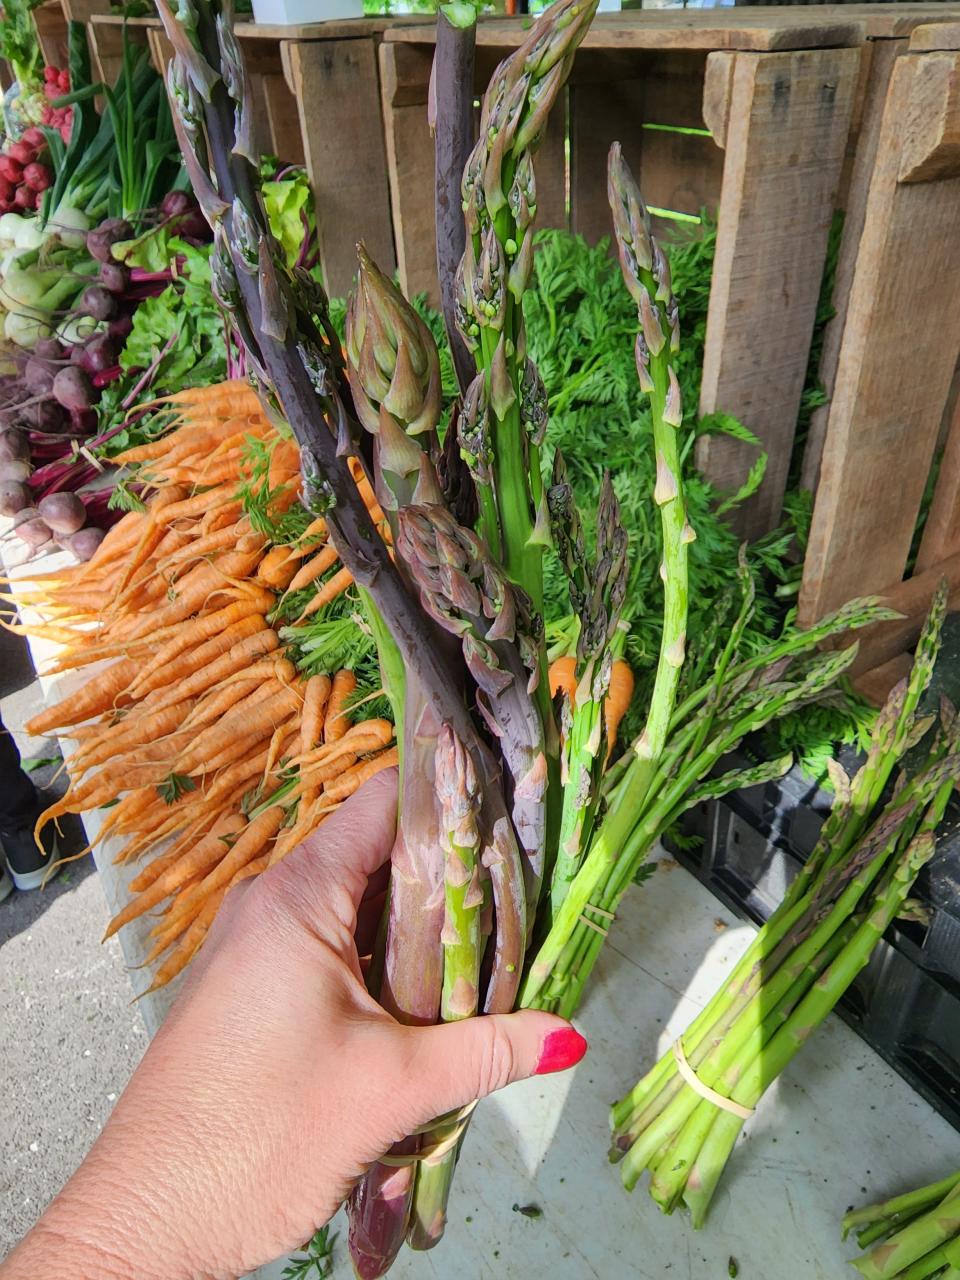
[570,80,646,247]
[32,0,69,69]
[636,127,723,221]
[283,37,395,298]
[378,41,435,302]
[799,49,960,625]
[844,549,960,677]
[696,45,859,538]
[799,36,907,493]
[385,12,865,53]
[914,372,960,574]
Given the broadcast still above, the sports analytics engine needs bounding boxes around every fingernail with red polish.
[535,1026,588,1075]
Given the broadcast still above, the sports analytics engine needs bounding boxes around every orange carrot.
[323,669,357,743]
[286,544,339,594]
[301,674,332,755]
[119,545,268,641]
[256,544,301,590]
[104,811,245,939]
[322,747,399,804]
[139,886,228,995]
[162,805,286,931]
[604,659,635,764]
[296,566,354,621]
[297,718,394,769]
[137,627,279,717]
[24,657,141,735]
[549,655,578,707]
[175,685,302,775]
[70,699,195,771]
[128,601,272,697]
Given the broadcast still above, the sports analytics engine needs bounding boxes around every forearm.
[1,1119,214,1280]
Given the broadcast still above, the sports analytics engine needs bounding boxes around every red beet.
[160,191,193,217]
[52,367,93,412]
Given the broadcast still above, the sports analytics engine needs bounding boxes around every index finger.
[263,767,398,934]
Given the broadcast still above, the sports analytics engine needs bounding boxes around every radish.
[23,163,51,192]
[0,177,12,204]
[0,156,23,185]
[21,128,46,151]
[13,187,34,211]
[0,480,30,517]
[13,507,52,545]
[6,142,35,167]
[38,491,86,534]
[52,367,93,412]
[61,526,104,562]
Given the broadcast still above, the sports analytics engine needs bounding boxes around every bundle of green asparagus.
[155,0,897,1272]
[610,584,956,1227]
[844,1168,960,1278]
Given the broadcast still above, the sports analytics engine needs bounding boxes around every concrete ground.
[0,607,145,1258]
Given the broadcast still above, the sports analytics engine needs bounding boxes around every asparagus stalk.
[843,1171,960,1245]
[432,2,477,397]
[609,594,955,1227]
[549,460,628,921]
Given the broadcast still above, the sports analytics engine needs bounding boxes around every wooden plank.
[283,37,395,298]
[915,380,960,573]
[261,73,305,165]
[32,1,69,69]
[909,21,960,52]
[386,12,865,53]
[799,50,960,625]
[853,653,913,706]
[800,35,906,492]
[841,550,960,676]
[696,46,859,538]
[635,127,723,220]
[89,19,150,86]
[703,50,736,148]
[570,80,646,246]
[0,60,13,94]
[898,50,960,182]
[533,97,568,234]
[378,41,433,301]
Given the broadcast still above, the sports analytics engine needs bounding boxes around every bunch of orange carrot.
[4,379,396,994]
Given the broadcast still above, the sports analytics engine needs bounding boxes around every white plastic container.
[250,0,364,24]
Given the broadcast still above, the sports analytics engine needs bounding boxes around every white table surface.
[6,541,958,1280]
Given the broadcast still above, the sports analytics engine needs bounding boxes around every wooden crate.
[796,20,960,699]
[381,8,878,540]
[31,0,70,69]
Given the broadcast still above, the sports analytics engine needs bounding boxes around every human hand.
[1,769,587,1280]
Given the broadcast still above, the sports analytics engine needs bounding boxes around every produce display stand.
[378,5,959,544]
[796,20,960,704]
[3,547,958,1278]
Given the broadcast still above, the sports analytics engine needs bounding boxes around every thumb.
[399,1011,588,1125]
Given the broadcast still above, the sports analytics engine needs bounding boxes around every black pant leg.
[0,713,38,832]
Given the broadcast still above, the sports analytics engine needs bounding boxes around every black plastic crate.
[670,753,960,1131]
